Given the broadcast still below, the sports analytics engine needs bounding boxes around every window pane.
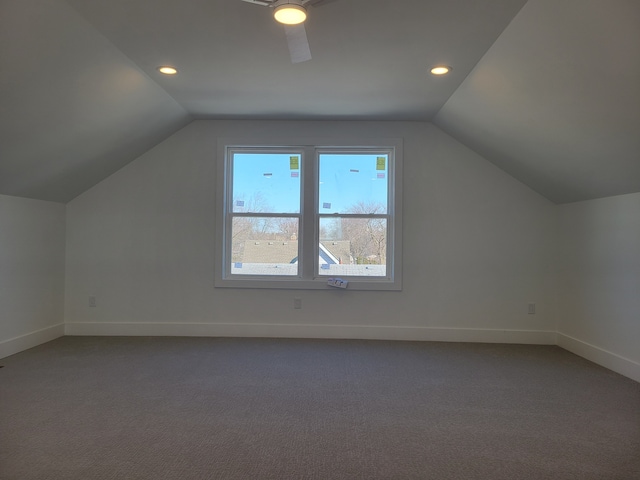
[319,217,387,277]
[231,217,299,276]
[233,152,301,213]
[319,153,388,214]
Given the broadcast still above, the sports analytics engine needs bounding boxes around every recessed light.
[157,66,178,75]
[430,66,451,75]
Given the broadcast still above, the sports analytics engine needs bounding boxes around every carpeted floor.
[1,336,639,480]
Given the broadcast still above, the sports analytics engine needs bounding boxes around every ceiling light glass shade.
[430,66,451,75]
[157,66,178,75]
[274,4,307,25]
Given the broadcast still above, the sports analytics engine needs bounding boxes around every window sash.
[317,214,390,277]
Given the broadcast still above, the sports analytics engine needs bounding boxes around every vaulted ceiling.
[1,0,638,204]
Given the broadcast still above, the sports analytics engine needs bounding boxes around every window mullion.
[318,214,389,219]
[231,212,300,218]
[300,146,317,280]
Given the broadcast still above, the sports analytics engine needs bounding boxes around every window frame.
[215,137,403,291]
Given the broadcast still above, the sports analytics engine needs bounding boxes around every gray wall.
[64,120,558,343]
[0,194,66,357]
[558,192,640,380]
[3,119,638,382]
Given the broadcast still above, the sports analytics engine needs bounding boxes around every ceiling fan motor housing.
[274,1,308,25]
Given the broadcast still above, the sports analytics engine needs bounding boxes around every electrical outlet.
[89,296,97,308]
[293,298,302,309]
[528,303,536,315]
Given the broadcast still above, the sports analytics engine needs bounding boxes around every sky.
[232,152,388,214]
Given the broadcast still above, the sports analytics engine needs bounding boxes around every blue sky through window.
[319,154,388,214]
[232,152,388,214]
[232,153,301,213]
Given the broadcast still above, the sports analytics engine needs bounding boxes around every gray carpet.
[1,337,639,480]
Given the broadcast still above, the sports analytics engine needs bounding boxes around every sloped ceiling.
[0,0,638,204]
[434,0,640,204]
[0,0,191,203]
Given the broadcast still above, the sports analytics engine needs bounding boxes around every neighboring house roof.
[320,241,352,265]
[241,240,352,265]
[242,241,299,264]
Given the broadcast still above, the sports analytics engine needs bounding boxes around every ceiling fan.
[240,0,337,63]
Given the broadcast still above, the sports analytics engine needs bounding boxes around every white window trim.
[215,137,403,291]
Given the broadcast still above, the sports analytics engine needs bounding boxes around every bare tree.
[366,217,387,264]
[319,218,339,241]
[232,192,275,240]
[341,201,387,264]
[275,217,299,240]
[231,192,275,260]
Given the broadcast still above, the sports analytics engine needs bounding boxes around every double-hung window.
[215,138,402,290]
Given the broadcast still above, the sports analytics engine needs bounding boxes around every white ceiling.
[1,0,638,203]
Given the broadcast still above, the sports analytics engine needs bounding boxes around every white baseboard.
[65,322,556,345]
[0,324,65,360]
[557,333,640,383]
[8,324,636,384]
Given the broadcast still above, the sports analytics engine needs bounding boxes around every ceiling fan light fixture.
[274,4,307,25]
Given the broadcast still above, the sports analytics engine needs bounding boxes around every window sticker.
[377,173,385,179]
[236,200,245,207]
[234,262,243,268]
[376,157,386,170]
[323,202,331,209]
[291,172,299,178]
[290,156,299,170]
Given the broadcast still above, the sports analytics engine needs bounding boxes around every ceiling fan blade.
[240,0,272,5]
[305,0,340,7]
[284,24,312,64]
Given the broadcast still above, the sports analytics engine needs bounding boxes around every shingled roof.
[241,240,352,265]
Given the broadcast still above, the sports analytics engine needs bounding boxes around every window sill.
[214,277,401,291]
